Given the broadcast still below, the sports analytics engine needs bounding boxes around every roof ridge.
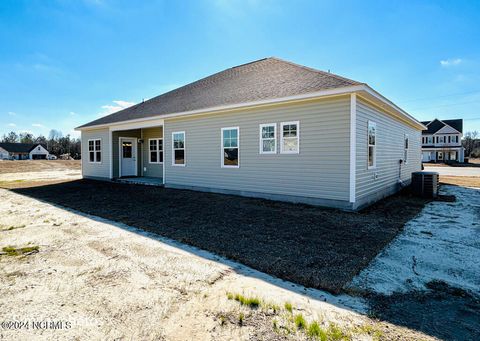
[268,57,363,85]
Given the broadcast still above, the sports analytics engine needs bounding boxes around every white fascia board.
[360,86,427,131]
[76,84,425,132]
[76,85,365,131]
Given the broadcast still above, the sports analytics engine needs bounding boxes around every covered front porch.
[110,124,164,183]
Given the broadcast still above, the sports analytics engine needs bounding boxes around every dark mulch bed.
[12,179,429,294]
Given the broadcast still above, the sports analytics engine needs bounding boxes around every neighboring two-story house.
[421,119,464,162]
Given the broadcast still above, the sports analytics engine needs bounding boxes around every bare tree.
[1,131,19,143]
[463,131,479,157]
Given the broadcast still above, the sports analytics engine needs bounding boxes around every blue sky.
[1,0,480,138]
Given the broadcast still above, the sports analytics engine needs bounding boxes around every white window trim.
[171,131,186,167]
[259,123,277,154]
[148,138,163,164]
[280,121,300,154]
[367,121,376,170]
[221,126,240,168]
[88,138,102,164]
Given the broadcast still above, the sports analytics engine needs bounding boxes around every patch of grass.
[219,314,226,326]
[238,312,244,326]
[284,302,293,313]
[307,321,327,340]
[0,224,26,231]
[272,319,278,330]
[355,324,383,340]
[261,301,280,314]
[294,314,307,330]
[1,245,39,256]
[226,292,234,300]
[326,323,349,341]
[233,293,261,309]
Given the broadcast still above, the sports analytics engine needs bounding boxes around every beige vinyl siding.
[112,129,141,178]
[164,96,351,202]
[355,99,421,206]
[142,127,163,178]
[81,128,111,179]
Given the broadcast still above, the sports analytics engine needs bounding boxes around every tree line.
[0,130,81,159]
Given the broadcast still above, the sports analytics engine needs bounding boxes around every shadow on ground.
[369,281,480,341]
[11,179,428,294]
[10,179,480,340]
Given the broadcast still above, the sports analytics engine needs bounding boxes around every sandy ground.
[1,164,477,340]
[349,185,480,295]
[0,160,80,174]
[347,185,480,340]
[0,188,433,340]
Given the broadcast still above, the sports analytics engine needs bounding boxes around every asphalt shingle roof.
[420,119,463,134]
[0,143,46,153]
[79,57,362,128]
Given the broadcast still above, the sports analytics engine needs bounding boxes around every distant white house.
[0,143,50,160]
[420,119,464,162]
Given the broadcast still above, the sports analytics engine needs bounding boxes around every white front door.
[120,137,137,177]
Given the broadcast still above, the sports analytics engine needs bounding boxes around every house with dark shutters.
[420,118,464,162]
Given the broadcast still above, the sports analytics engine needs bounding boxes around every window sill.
[172,164,186,167]
[221,165,240,169]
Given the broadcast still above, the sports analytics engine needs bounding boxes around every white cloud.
[70,111,76,116]
[32,123,44,128]
[7,123,16,127]
[98,100,135,116]
[8,111,16,116]
[440,58,463,67]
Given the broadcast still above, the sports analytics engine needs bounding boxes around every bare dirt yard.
[0,160,81,188]
[0,187,427,340]
[9,179,429,295]
[1,164,479,340]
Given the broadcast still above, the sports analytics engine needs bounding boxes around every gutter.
[76,84,426,131]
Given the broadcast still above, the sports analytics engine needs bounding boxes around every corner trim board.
[349,93,356,203]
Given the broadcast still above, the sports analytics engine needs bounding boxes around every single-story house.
[0,143,50,160]
[76,57,426,210]
[421,118,464,162]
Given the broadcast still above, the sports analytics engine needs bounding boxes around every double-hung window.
[280,121,299,154]
[88,139,101,163]
[172,132,185,166]
[259,123,276,154]
[367,121,376,169]
[404,134,409,164]
[222,127,239,168]
[149,138,163,164]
